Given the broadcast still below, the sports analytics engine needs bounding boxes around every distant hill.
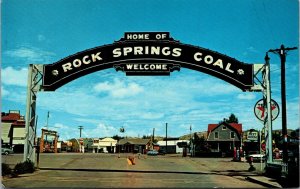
[179,131,208,140]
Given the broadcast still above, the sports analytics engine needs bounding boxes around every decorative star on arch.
[237,69,244,75]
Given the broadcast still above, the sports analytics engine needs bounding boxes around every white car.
[1,148,14,155]
[248,153,265,162]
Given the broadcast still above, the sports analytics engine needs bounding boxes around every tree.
[220,113,239,124]
[192,133,210,152]
[142,135,151,139]
[112,135,123,141]
[227,113,239,123]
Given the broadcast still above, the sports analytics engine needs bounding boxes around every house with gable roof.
[207,122,242,154]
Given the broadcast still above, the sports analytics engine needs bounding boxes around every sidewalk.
[246,176,282,188]
[229,159,283,188]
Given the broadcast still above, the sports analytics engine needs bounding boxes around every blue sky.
[1,0,299,140]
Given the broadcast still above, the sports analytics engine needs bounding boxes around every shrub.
[1,163,12,176]
[13,160,35,175]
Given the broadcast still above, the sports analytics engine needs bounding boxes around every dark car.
[1,148,14,155]
[158,150,166,155]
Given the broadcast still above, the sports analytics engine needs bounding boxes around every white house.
[92,137,117,153]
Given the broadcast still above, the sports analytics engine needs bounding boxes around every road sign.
[254,99,280,121]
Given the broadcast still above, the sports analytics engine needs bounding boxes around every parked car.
[247,151,265,162]
[158,150,166,155]
[147,150,158,156]
[1,148,14,155]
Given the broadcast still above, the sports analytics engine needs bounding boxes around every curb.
[246,176,282,188]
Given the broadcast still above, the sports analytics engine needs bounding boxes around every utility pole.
[269,44,297,174]
[45,111,49,142]
[152,128,155,150]
[190,125,192,157]
[46,111,49,130]
[165,123,168,154]
[78,126,84,138]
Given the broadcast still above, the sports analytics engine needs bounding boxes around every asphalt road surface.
[2,153,266,188]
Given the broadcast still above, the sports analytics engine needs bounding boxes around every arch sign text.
[43,32,254,91]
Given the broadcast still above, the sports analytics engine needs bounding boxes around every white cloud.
[89,123,118,138]
[237,93,256,100]
[1,86,9,97]
[1,67,28,87]
[1,87,27,104]
[243,46,258,56]
[5,46,55,63]
[54,123,77,140]
[10,66,295,138]
[33,70,248,136]
[93,78,143,98]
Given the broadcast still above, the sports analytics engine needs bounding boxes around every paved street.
[2,153,267,188]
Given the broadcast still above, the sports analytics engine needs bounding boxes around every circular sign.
[254,99,280,121]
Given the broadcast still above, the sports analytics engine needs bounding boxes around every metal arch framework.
[23,33,274,171]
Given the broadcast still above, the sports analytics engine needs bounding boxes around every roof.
[118,138,150,145]
[100,137,117,142]
[208,122,242,134]
[2,113,21,122]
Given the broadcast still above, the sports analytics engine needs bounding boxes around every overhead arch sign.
[42,32,254,91]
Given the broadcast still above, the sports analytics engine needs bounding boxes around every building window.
[214,132,219,139]
[230,132,235,139]
[222,126,227,130]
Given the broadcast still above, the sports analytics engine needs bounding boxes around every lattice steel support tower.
[23,64,44,162]
[251,54,274,166]
[263,54,274,164]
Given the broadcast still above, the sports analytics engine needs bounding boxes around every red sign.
[261,143,266,151]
